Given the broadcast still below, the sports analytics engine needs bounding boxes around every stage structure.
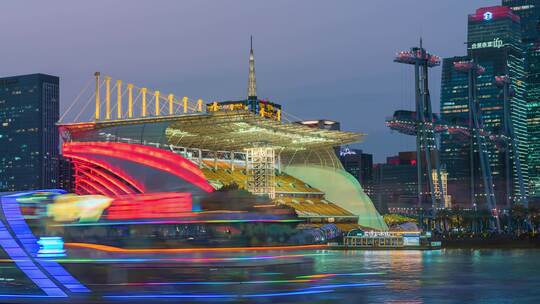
[58,39,388,231]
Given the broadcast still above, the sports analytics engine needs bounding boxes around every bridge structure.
[61,72,208,124]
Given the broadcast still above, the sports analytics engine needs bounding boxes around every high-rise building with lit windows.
[440,56,473,207]
[440,6,528,207]
[0,74,60,191]
[503,0,540,198]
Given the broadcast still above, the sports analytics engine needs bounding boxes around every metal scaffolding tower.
[394,40,446,209]
[495,75,528,207]
[454,60,500,230]
[246,147,276,199]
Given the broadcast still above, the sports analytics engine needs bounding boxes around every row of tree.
[386,205,540,235]
[421,205,540,235]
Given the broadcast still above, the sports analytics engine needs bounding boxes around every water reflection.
[2,249,540,302]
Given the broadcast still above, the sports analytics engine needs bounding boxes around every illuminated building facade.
[373,151,419,211]
[504,0,540,198]
[440,56,472,207]
[52,37,387,231]
[339,147,374,197]
[440,6,528,207]
[0,74,59,192]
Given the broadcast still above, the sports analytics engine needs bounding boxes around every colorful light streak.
[308,282,385,289]
[52,253,327,264]
[296,272,385,279]
[64,242,327,253]
[103,289,334,299]
[89,279,316,286]
[54,218,303,227]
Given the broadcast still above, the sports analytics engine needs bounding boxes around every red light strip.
[76,167,123,196]
[63,153,145,193]
[75,183,94,195]
[74,162,135,194]
[63,142,213,193]
[67,144,207,186]
[106,192,194,220]
[77,179,113,196]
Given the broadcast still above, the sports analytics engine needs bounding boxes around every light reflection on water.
[2,249,540,303]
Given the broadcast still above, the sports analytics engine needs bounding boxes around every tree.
[511,204,528,235]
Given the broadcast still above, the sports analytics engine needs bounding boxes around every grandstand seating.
[200,160,356,221]
[200,160,322,194]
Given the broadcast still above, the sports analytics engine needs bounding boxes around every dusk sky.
[2,0,497,162]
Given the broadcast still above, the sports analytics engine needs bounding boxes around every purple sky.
[2,0,497,162]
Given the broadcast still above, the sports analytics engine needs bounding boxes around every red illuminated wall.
[107,192,193,220]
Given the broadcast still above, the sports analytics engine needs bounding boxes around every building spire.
[248,35,257,99]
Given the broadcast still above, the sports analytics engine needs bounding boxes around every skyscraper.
[440,56,472,207]
[339,147,374,197]
[373,151,419,212]
[440,6,528,208]
[0,74,60,191]
[503,1,540,198]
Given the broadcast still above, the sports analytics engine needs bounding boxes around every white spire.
[248,36,257,98]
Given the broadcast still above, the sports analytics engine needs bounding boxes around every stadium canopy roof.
[59,111,364,151]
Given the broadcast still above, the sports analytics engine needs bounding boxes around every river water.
[2,248,540,303]
[304,249,540,303]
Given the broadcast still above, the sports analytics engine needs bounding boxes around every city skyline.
[0,0,495,162]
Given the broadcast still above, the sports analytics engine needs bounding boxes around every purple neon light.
[1,190,89,293]
[0,219,66,297]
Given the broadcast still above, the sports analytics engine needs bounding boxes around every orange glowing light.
[65,243,328,253]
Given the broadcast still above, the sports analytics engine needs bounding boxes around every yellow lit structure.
[168,94,174,115]
[116,80,122,119]
[183,96,188,113]
[141,87,147,117]
[105,76,111,120]
[127,83,134,118]
[94,72,100,120]
[88,74,209,120]
[154,91,160,116]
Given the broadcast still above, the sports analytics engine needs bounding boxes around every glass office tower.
[0,74,59,191]
[504,0,540,198]
[440,6,528,207]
